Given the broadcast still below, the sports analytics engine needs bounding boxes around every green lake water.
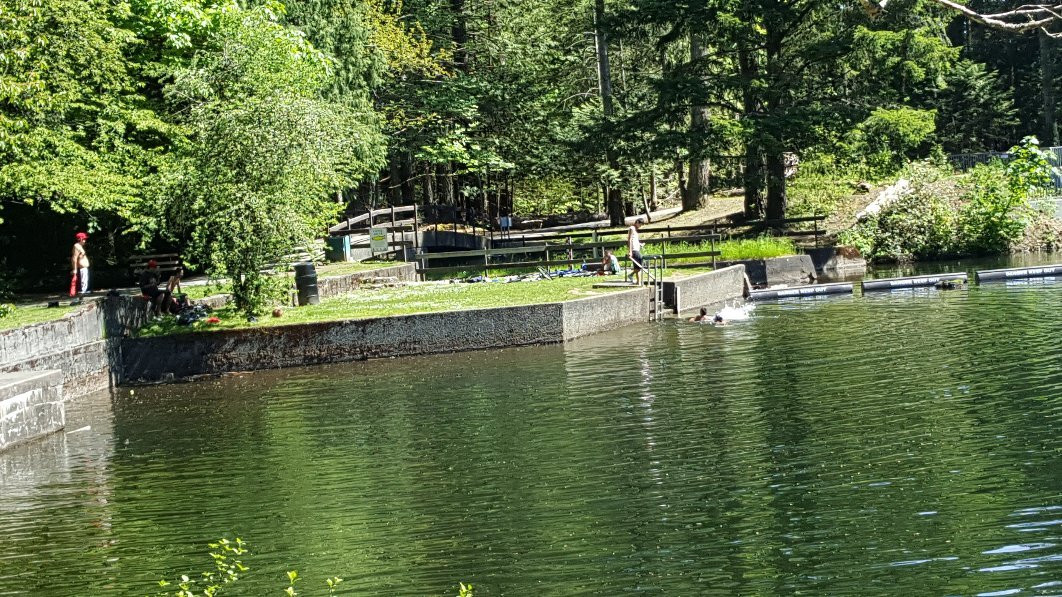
[1,266,1060,595]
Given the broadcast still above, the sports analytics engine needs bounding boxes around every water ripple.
[0,277,1060,595]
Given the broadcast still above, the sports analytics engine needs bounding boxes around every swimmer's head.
[700,307,708,316]
[713,315,724,323]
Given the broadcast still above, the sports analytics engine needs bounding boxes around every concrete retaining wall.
[317,263,417,298]
[123,303,563,383]
[0,303,103,366]
[562,287,650,340]
[718,255,817,286]
[1,303,111,397]
[0,370,64,452]
[122,287,652,384]
[0,295,155,398]
[6,270,652,387]
[662,265,747,314]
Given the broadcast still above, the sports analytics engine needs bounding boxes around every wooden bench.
[129,253,183,290]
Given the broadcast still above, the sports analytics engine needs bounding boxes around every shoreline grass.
[610,236,795,264]
[0,304,79,331]
[136,239,795,339]
[136,276,633,338]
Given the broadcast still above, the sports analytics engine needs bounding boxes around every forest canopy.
[0,0,1057,291]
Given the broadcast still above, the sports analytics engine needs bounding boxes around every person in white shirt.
[627,218,645,285]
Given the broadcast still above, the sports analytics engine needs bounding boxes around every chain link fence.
[949,146,1062,193]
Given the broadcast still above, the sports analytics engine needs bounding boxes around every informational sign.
[369,227,388,253]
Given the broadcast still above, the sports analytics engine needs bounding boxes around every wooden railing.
[329,205,419,235]
[415,231,724,277]
[413,214,827,278]
[492,214,827,247]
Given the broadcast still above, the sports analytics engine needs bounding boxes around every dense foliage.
[841,137,1054,261]
[157,3,384,314]
[0,0,1058,305]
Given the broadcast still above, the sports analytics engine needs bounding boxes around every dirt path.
[654,197,745,227]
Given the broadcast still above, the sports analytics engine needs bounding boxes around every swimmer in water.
[689,307,710,322]
[712,314,727,326]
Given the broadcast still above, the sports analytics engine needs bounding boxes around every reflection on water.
[866,252,1061,280]
[0,271,1060,595]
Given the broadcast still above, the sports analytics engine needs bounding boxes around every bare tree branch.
[879,0,1062,37]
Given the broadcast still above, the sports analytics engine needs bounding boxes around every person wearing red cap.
[71,232,90,298]
[138,259,171,317]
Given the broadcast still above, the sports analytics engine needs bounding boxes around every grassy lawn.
[181,282,232,300]
[136,276,633,337]
[0,303,80,331]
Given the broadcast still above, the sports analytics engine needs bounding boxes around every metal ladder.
[643,256,665,322]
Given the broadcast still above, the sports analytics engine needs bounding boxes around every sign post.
[369,227,388,254]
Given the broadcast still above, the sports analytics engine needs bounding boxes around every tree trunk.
[684,34,710,211]
[649,170,657,211]
[387,156,402,206]
[451,0,468,71]
[675,158,687,200]
[593,0,615,117]
[357,180,371,210]
[738,42,762,218]
[640,185,653,222]
[765,152,787,222]
[400,154,415,205]
[438,163,454,206]
[422,163,435,205]
[763,21,787,222]
[743,145,763,218]
[594,0,625,226]
[1042,31,1058,146]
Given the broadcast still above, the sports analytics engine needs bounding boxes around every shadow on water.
[0,274,1060,595]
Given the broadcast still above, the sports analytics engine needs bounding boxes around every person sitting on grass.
[600,250,620,275]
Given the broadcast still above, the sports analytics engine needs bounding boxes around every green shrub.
[0,304,14,319]
[960,136,1050,255]
[839,137,1053,261]
[960,163,1026,254]
[847,107,937,175]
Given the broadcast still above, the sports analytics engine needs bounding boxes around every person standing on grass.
[628,218,645,285]
[71,232,90,299]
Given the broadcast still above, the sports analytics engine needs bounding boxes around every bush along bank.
[840,137,1062,262]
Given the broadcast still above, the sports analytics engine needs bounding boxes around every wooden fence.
[413,215,826,278]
